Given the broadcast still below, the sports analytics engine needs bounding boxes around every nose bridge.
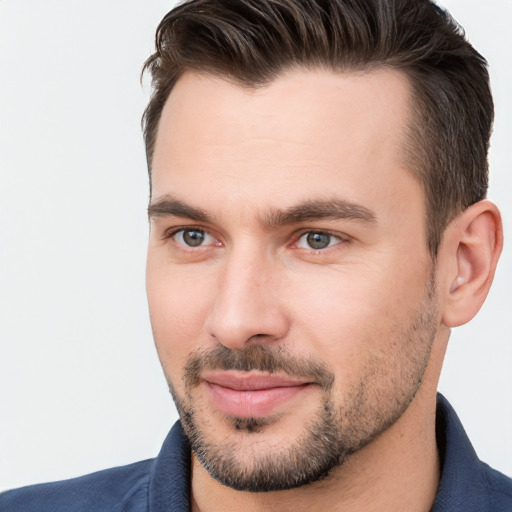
[205,241,288,348]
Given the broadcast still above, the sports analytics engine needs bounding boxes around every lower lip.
[205,381,311,418]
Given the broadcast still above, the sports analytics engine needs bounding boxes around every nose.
[204,247,290,349]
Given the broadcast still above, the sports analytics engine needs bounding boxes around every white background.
[0,0,510,492]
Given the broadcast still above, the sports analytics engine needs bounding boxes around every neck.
[190,387,441,512]
[191,328,450,512]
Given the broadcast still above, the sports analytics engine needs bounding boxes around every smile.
[202,372,313,418]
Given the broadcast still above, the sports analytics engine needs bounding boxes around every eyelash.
[164,226,349,252]
[292,230,347,251]
[164,226,219,247]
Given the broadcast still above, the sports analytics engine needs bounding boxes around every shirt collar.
[149,420,191,512]
[430,393,489,511]
[148,393,489,511]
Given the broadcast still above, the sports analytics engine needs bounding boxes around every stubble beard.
[165,276,438,492]
[171,356,345,491]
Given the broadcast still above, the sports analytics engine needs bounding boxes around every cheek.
[146,254,217,382]
[288,265,427,380]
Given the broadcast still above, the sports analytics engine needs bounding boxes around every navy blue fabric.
[431,394,512,511]
[1,394,511,511]
[0,424,191,512]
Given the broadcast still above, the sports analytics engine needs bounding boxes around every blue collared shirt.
[1,394,511,511]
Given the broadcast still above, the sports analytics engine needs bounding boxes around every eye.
[172,228,216,247]
[296,231,342,250]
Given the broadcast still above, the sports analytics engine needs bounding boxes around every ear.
[439,200,503,328]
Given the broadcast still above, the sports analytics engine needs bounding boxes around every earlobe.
[441,200,503,328]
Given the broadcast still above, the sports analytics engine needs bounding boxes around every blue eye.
[296,232,341,250]
[173,229,214,247]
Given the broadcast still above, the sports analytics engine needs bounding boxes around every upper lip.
[202,371,311,391]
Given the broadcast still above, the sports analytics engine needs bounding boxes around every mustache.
[183,344,334,390]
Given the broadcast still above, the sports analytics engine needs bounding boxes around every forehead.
[151,68,418,219]
[155,67,412,151]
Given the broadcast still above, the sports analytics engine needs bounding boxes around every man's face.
[146,68,440,491]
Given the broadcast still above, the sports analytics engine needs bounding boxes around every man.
[1,0,511,510]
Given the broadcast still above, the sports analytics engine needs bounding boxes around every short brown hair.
[142,0,493,256]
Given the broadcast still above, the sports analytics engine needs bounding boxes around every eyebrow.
[148,196,211,222]
[262,198,377,228]
[148,195,376,227]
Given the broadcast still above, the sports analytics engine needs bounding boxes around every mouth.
[202,371,313,418]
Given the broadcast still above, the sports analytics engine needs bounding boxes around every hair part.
[142,0,494,256]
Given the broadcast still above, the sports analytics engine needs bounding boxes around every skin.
[146,68,502,512]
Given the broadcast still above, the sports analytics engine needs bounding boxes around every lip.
[202,371,312,418]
